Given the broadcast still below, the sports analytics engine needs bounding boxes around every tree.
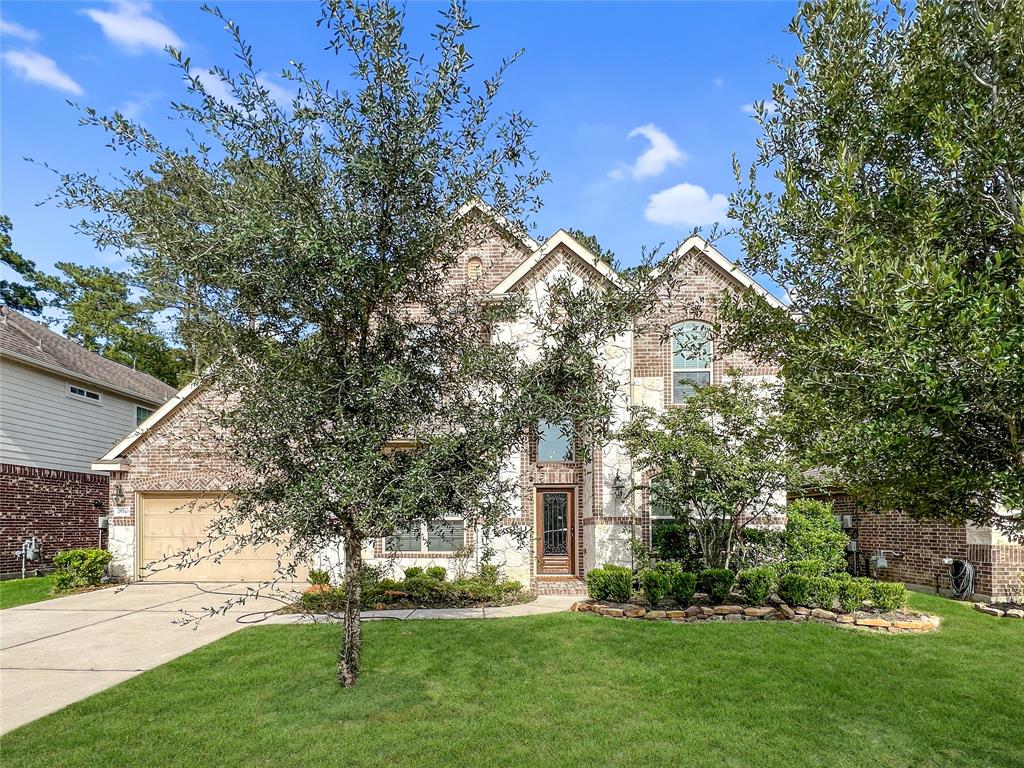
[620,377,799,569]
[36,263,189,386]
[1,215,44,315]
[52,0,654,687]
[724,0,1024,538]
[565,228,614,265]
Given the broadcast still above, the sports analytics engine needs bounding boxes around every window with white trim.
[136,406,154,426]
[671,321,712,403]
[68,384,101,403]
[387,519,466,553]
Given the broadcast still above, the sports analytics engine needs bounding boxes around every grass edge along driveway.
[1,592,1021,768]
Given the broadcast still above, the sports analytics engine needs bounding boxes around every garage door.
[139,493,286,582]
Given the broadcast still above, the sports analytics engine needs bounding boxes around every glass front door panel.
[542,492,569,555]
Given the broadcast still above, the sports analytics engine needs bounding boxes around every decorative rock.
[684,606,702,618]
[715,605,744,615]
[980,606,1005,617]
[1005,609,1024,619]
[836,615,856,624]
[793,606,810,615]
[666,610,686,620]
[645,610,667,620]
[777,604,796,619]
[624,607,647,618]
[602,607,624,618]
[811,608,837,621]
[856,617,891,628]
[743,607,775,618]
[972,602,987,612]
[893,620,934,631]
[700,607,716,617]
[724,613,742,622]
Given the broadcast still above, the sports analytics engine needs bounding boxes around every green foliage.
[640,565,675,605]
[784,500,849,574]
[51,549,113,592]
[870,581,908,612]
[308,569,331,586]
[300,585,345,612]
[807,576,840,610]
[784,559,827,577]
[698,568,736,605]
[622,378,799,568]
[424,566,447,581]
[669,571,698,606]
[735,528,786,571]
[0,215,43,315]
[478,564,501,584]
[725,0,1024,539]
[586,564,633,603]
[403,567,424,580]
[838,577,872,613]
[565,229,614,265]
[778,573,812,607]
[652,522,700,569]
[736,566,777,605]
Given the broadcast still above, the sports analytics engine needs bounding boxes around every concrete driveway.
[0,582,299,734]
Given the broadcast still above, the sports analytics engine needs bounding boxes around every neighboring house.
[92,207,781,592]
[0,306,177,576]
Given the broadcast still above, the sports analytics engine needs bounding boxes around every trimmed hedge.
[870,580,908,612]
[52,548,112,592]
[697,568,735,605]
[586,564,634,603]
[736,566,777,605]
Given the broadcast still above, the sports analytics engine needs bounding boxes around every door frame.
[535,486,576,576]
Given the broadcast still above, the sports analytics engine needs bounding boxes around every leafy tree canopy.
[0,215,44,315]
[724,0,1024,538]
[565,228,615,265]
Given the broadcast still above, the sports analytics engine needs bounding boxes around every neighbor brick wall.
[0,463,108,575]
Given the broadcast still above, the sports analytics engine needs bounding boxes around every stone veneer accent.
[1,463,108,575]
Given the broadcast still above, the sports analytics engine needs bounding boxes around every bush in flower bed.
[296,566,528,612]
[869,580,907,612]
[586,564,634,602]
[697,568,736,605]
[836,575,873,613]
[736,566,776,605]
[52,548,113,592]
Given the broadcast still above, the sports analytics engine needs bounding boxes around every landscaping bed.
[972,601,1024,619]
[286,564,533,613]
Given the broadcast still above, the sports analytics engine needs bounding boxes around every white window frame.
[136,405,154,426]
[386,518,466,554]
[67,383,103,404]
[670,321,713,404]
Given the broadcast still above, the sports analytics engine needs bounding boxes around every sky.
[1,1,799,297]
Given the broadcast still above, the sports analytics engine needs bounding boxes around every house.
[0,306,177,576]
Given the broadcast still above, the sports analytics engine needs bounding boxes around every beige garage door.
[139,493,285,582]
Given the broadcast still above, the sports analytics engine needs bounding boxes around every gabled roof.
[488,228,621,296]
[656,235,787,309]
[456,199,540,253]
[0,306,178,405]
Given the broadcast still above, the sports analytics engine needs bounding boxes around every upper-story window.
[68,384,102,403]
[136,406,154,426]
[466,256,483,282]
[671,321,712,403]
[537,420,574,463]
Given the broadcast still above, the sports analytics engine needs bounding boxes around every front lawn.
[2,592,1020,767]
[0,576,55,608]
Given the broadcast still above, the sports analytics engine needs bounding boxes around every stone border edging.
[973,602,1024,619]
[571,600,941,634]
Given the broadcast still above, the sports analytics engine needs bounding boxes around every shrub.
[52,548,112,592]
[784,499,849,574]
[308,569,331,586]
[424,566,447,581]
[784,558,827,577]
[300,584,345,612]
[870,580,908,612]
[670,571,698,605]
[837,577,871,613]
[586,564,633,602]
[735,528,786,571]
[403,566,424,579]
[640,568,671,605]
[778,573,813,606]
[808,576,840,609]
[478,564,501,584]
[652,522,699,568]
[698,568,736,605]
[736,566,776,605]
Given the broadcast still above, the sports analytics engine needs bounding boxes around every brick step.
[532,577,589,596]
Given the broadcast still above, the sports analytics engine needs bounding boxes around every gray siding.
[0,359,148,473]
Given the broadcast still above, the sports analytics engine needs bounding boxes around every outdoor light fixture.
[611,471,626,502]
[112,482,126,506]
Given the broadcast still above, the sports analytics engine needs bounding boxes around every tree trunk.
[337,531,363,687]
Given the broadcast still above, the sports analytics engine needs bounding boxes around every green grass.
[2,592,1021,767]
[0,576,55,608]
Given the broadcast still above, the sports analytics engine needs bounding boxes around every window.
[671,321,712,403]
[387,519,465,553]
[466,256,483,282]
[136,406,154,426]
[68,384,101,403]
[536,420,574,463]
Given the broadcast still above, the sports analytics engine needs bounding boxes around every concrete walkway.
[0,583,575,734]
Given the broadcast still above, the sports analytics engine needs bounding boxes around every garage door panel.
[139,493,299,582]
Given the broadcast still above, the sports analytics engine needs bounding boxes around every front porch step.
[532,577,589,596]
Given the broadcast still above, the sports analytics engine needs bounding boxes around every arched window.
[466,256,483,282]
[671,320,712,403]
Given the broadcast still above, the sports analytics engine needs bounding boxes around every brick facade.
[0,463,108,576]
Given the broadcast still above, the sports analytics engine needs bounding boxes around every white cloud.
[2,49,83,94]
[644,183,729,228]
[1,18,40,42]
[620,123,687,180]
[192,67,236,104]
[81,1,182,54]
[741,101,779,115]
[119,90,160,120]
[712,76,725,90]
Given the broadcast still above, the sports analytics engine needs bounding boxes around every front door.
[536,488,575,575]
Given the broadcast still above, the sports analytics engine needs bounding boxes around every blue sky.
[1,1,798,292]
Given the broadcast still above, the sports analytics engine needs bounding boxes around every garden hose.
[948,559,975,600]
